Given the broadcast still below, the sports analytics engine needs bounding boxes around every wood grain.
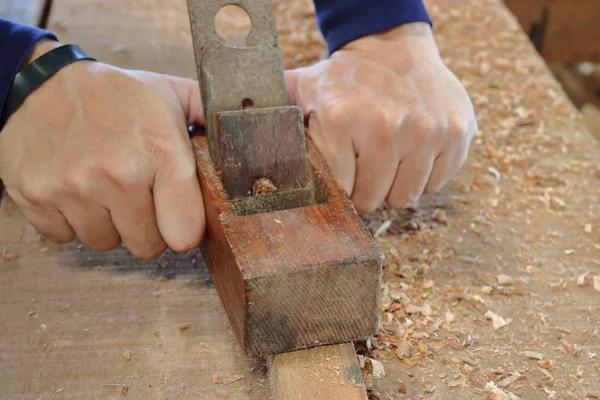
[0,0,594,399]
[217,107,311,201]
[270,343,368,400]
[194,135,383,356]
[0,196,269,399]
[503,0,600,62]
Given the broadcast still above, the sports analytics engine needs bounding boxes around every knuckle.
[321,100,355,133]
[409,114,437,146]
[101,159,146,189]
[374,112,398,147]
[19,178,50,205]
[447,115,471,142]
[62,169,93,198]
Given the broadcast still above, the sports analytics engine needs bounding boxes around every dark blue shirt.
[0,1,431,123]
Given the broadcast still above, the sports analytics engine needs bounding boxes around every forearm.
[312,0,432,55]
[0,18,57,127]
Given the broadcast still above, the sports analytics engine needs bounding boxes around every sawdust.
[0,1,596,399]
[273,0,600,397]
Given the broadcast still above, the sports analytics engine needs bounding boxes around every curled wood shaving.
[497,372,521,388]
[577,272,589,286]
[252,178,277,196]
[496,274,514,285]
[520,351,543,360]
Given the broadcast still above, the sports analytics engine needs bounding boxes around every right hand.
[0,40,206,259]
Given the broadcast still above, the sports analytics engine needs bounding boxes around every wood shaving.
[594,276,600,292]
[496,274,514,285]
[252,178,277,196]
[395,341,412,359]
[1,247,17,261]
[485,310,512,329]
[122,350,132,361]
[520,351,543,360]
[538,359,555,369]
[179,323,191,331]
[405,303,432,316]
[223,375,244,384]
[398,383,407,394]
[485,381,521,400]
[367,357,386,378]
[577,272,589,286]
[497,372,521,388]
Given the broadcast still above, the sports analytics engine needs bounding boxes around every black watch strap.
[1,44,96,128]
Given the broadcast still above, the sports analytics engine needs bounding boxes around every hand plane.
[186,0,383,356]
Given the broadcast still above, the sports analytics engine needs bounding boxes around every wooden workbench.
[1,0,599,399]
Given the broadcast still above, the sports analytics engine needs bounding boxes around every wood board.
[269,343,368,400]
[0,0,598,399]
[0,0,49,26]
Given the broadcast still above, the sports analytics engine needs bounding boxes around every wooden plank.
[0,0,49,26]
[502,0,600,62]
[0,0,595,399]
[0,0,272,398]
[0,196,270,399]
[269,343,368,400]
[47,0,196,78]
[193,135,383,356]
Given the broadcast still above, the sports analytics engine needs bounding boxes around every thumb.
[284,69,301,107]
[166,76,205,127]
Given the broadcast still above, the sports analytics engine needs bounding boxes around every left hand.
[285,22,477,213]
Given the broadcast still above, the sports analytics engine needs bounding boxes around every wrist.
[340,22,437,54]
[3,44,96,128]
[21,39,63,70]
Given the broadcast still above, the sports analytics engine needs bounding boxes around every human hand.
[286,22,477,213]
[0,40,206,258]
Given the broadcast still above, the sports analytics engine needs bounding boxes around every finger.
[60,201,121,252]
[107,186,167,259]
[164,76,205,127]
[424,145,468,194]
[6,187,75,243]
[424,115,475,194]
[307,115,356,196]
[386,151,436,209]
[153,146,205,253]
[285,69,302,107]
[352,126,400,213]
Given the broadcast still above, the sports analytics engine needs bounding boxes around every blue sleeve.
[0,18,57,124]
[313,0,433,55]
